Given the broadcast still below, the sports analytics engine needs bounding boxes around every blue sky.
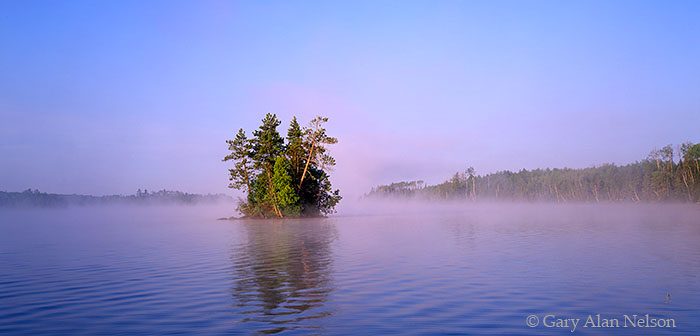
[1,0,699,198]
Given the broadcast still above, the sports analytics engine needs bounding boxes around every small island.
[223,114,341,218]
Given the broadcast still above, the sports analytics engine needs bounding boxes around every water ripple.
[1,205,699,334]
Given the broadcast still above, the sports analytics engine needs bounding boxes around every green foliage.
[223,129,254,193]
[272,156,300,216]
[314,169,342,215]
[286,117,305,183]
[224,114,342,218]
[298,116,338,188]
[252,113,284,171]
[367,142,700,203]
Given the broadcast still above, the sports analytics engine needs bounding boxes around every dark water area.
[1,204,699,335]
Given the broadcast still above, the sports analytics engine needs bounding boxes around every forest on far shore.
[0,189,234,208]
[366,142,700,203]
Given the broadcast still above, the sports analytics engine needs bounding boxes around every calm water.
[1,204,699,335]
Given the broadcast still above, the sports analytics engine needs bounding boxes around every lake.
[1,203,699,335]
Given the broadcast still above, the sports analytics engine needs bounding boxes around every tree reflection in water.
[230,219,337,334]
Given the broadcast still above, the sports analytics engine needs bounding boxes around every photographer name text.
[526,314,676,332]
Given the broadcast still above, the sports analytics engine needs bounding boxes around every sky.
[1,0,699,200]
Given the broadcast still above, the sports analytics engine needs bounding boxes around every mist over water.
[1,203,699,335]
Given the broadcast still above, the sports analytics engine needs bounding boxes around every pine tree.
[223,129,254,193]
[299,116,338,188]
[250,114,285,217]
[286,117,305,186]
[272,156,300,216]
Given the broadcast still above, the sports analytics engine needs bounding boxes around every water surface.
[1,204,699,334]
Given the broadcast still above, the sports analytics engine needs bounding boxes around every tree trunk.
[593,184,599,202]
[631,184,641,202]
[487,176,490,195]
[299,140,316,188]
[243,167,251,194]
[688,164,695,184]
[681,170,692,201]
[471,177,476,200]
[266,168,283,218]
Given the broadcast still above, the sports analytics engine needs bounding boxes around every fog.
[2,188,698,222]
[336,197,700,221]
[6,197,697,224]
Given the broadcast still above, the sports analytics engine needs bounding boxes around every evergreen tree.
[299,116,338,188]
[272,156,300,216]
[251,113,285,217]
[286,117,305,185]
[252,113,284,169]
[315,170,342,215]
[223,129,254,193]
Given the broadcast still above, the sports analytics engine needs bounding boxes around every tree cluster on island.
[224,114,341,218]
[366,142,700,203]
[0,189,234,208]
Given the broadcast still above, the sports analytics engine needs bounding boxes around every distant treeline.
[366,142,700,203]
[0,189,234,208]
